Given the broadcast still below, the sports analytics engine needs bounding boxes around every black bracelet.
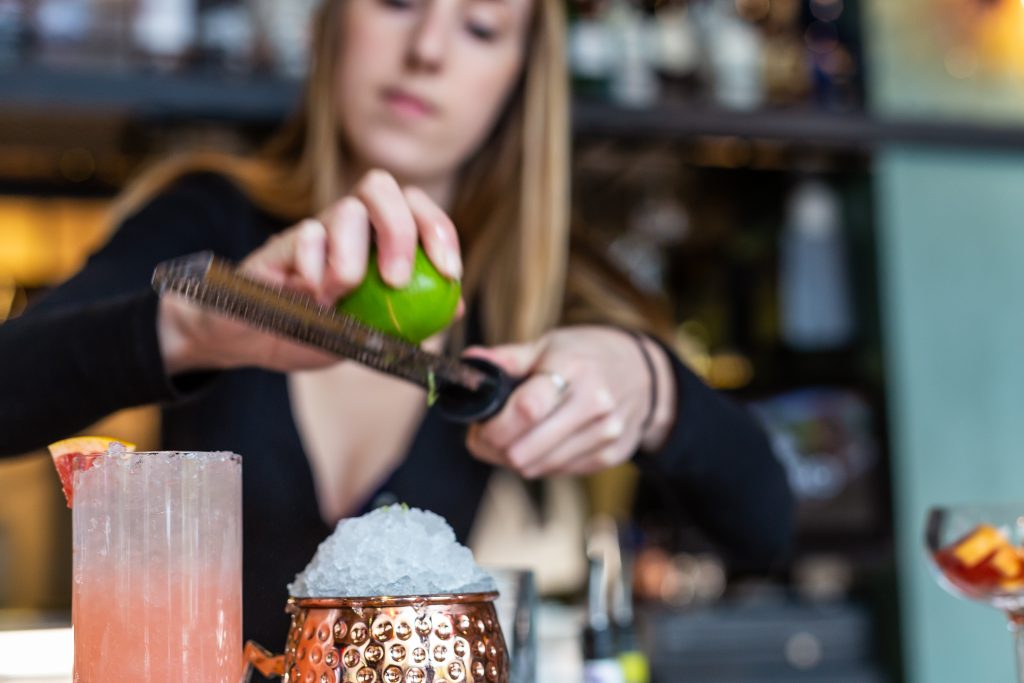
[625,329,658,438]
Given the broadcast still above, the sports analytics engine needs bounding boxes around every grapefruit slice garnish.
[47,436,136,508]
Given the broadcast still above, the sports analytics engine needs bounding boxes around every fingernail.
[446,253,463,280]
[386,259,411,285]
[302,251,324,287]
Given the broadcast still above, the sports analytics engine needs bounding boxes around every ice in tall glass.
[71,450,242,682]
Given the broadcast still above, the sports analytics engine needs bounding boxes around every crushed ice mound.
[288,506,496,598]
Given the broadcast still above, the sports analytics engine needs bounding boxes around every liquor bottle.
[612,527,650,683]
[583,555,625,683]
[583,518,626,683]
[779,178,854,351]
[0,0,29,65]
[132,0,196,68]
[605,0,659,108]
[650,0,702,102]
[699,0,765,110]
[761,0,811,106]
[568,0,613,99]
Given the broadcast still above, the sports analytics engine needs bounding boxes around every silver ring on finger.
[537,371,570,398]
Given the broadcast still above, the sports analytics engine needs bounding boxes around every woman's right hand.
[158,170,463,375]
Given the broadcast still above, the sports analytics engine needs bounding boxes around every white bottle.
[606,0,659,108]
[653,3,700,80]
[702,0,764,110]
[133,0,196,62]
[779,179,855,351]
[569,13,614,83]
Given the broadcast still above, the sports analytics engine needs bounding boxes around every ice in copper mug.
[245,506,509,683]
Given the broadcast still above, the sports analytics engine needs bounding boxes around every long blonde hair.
[116,0,667,345]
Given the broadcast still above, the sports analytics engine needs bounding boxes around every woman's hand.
[159,169,463,375]
[464,326,677,478]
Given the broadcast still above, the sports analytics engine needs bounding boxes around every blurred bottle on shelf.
[565,0,863,113]
[0,0,29,65]
[805,0,861,111]
[31,0,98,66]
[611,525,650,683]
[760,0,812,106]
[779,178,855,351]
[583,518,627,683]
[568,0,660,108]
[248,0,319,78]
[582,516,654,683]
[583,559,625,683]
[605,0,659,108]
[132,0,196,69]
[697,0,765,110]
[650,0,702,102]
[12,0,310,76]
[196,3,256,74]
[568,0,615,98]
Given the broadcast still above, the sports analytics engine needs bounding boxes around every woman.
[0,0,793,651]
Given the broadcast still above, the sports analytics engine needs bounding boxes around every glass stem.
[1012,619,1024,683]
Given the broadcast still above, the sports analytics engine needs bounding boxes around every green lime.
[336,246,461,344]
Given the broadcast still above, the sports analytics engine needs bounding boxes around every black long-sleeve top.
[0,173,794,652]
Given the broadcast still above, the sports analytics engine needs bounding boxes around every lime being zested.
[336,246,461,344]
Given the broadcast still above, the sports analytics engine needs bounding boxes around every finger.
[521,414,632,479]
[558,441,634,477]
[463,341,545,378]
[240,226,306,286]
[244,219,329,298]
[354,170,418,287]
[505,382,616,474]
[404,186,462,280]
[466,424,507,467]
[321,197,371,300]
[290,219,328,296]
[474,373,568,452]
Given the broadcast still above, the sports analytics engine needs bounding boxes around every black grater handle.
[437,357,523,424]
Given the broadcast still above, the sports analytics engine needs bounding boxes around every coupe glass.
[926,504,1024,681]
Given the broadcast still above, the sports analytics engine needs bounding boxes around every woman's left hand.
[464,326,675,478]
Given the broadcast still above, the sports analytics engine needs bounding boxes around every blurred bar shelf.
[0,65,301,122]
[574,99,1024,153]
[4,67,1024,151]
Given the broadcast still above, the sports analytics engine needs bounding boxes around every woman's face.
[335,0,533,188]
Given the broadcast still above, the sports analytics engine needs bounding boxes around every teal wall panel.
[877,146,1024,683]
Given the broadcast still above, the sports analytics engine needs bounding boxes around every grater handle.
[437,357,523,424]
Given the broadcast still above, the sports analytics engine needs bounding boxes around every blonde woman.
[0,0,793,651]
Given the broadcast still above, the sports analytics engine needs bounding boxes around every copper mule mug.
[245,592,509,683]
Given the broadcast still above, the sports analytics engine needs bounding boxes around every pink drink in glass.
[71,451,242,682]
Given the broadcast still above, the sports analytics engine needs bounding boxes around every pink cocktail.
[71,451,242,682]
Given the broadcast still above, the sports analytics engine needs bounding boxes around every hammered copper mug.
[245,592,509,683]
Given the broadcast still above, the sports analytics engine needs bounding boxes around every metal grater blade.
[151,251,489,393]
